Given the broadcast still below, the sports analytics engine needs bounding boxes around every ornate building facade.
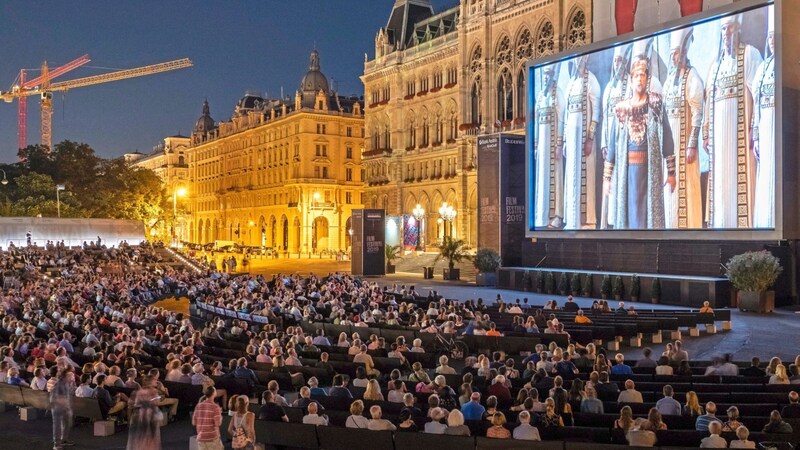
[173,51,365,252]
[362,0,591,247]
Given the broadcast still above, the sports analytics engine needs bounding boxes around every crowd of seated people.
[0,243,798,449]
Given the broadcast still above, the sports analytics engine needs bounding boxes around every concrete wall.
[0,217,144,248]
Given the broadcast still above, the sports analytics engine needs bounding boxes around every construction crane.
[8,54,91,150]
[1,57,193,151]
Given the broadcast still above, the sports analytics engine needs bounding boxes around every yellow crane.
[1,58,193,151]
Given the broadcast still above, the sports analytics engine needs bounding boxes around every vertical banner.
[402,214,419,250]
[500,135,527,267]
[477,135,501,253]
[351,209,386,276]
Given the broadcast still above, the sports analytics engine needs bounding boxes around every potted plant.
[558,273,569,295]
[583,274,593,297]
[545,271,556,294]
[385,244,401,274]
[651,278,661,304]
[474,248,501,286]
[725,250,782,313]
[571,273,582,297]
[536,271,545,293]
[630,274,640,302]
[435,237,471,281]
[601,274,612,299]
[612,276,624,301]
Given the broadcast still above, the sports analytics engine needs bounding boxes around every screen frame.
[524,0,781,241]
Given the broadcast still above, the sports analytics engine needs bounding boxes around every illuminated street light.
[438,202,456,239]
[0,169,8,186]
[412,203,425,251]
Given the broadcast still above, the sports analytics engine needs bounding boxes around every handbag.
[231,414,252,449]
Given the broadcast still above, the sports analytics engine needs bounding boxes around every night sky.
[0,0,455,162]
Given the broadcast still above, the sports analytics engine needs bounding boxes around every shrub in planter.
[536,271,545,293]
[630,274,640,301]
[558,273,569,295]
[545,272,556,294]
[601,275,612,299]
[571,273,582,296]
[651,278,661,304]
[583,274,593,297]
[612,276,624,300]
[474,248,501,273]
[725,250,782,312]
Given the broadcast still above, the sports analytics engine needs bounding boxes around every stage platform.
[497,267,730,308]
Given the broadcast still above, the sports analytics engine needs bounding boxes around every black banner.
[351,209,385,276]
[477,135,501,253]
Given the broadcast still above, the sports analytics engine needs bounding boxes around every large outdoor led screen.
[528,3,775,232]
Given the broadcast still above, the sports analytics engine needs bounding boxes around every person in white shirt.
[513,411,541,441]
[30,368,48,391]
[435,355,457,375]
[302,402,328,426]
[74,374,94,398]
[345,400,370,429]
[700,421,729,448]
[410,339,425,353]
[367,405,397,431]
[618,380,644,404]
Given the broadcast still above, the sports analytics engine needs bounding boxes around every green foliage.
[545,271,555,293]
[571,273,582,294]
[558,273,569,294]
[1,140,168,226]
[601,274,612,298]
[725,250,782,292]
[434,237,471,270]
[583,274,593,297]
[612,276,624,296]
[630,274,641,298]
[651,278,661,300]
[473,248,501,273]
[536,271,545,292]
[385,244,402,263]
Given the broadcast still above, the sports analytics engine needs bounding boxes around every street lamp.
[173,187,187,244]
[56,184,65,218]
[438,202,456,240]
[412,203,425,251]
[0,169,8,186]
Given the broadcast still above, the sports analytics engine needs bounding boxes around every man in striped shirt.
[193,386,223,450]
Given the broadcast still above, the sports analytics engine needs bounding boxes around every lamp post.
[438,202,456,240]
[412,203,425,251]
[0,170,8,186]
[56,184,65,218]
[172,187,187,244]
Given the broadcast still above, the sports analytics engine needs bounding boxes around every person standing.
[703,14,762,228]
[752,9,775,228]
[50,368,76,449]
[664,28,705,229]
[605,40,675,229]
[534,63,566,228]
[127,375,163,450]
[562,54,601,230]
[194,387,224,450]
[600,45,631,229]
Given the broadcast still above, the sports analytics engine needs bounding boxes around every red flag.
[615,0,638,35]
[679,0,703,17]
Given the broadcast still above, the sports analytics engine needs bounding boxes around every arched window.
[497,69,513,123]
[566,8,587,49]
[496,36,512,68]
[178,155,185,166]
[515,28,533,62]
[407,117,416,149]
[535,20,555,56]
[470,77,482,126]
[434,113,443,143]
[470,45,482,75]
[516,69,526,120]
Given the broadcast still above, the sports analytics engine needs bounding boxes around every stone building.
[362,0,591,247]
[181,50,365,253]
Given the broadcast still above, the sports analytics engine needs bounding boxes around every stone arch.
[404,193,418,215]
[292,216,301,253]
[312,216,329,252]
[534,18,555,57]
[565,6,587,49]
[280,214,289,251]
[495,34,513,69]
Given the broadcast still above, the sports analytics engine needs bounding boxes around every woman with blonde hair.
[486,411,511,438]
[363,379,384,401]
[345,400,369,428]
[766,357,781,375]
[228,395,256,449]
[769,364,790,384]
[722,406,744,432]
[614,405,634,432]
[445,409,471,436]
[683,391,704,417]
[540,398,565,429]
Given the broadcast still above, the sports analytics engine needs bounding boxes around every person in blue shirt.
[610,353,633,375]
[461,392,486,421]
[655,385,682,416]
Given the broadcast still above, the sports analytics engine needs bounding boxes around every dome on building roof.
[236,91,265,114]
[194,99,215,133]
[300,50,329,95]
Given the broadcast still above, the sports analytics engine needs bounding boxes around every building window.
[317,124,327,134]
[346,192,352,204]
[346,168,353,181]
[347,127,352,137]
[346,146,353,159]
[322,167,328,179]
[314,166,321,178]
[566,8,587,49]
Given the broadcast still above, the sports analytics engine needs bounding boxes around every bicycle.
[432,331,469,360]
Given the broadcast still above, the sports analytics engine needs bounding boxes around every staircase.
[394,252,477,281]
